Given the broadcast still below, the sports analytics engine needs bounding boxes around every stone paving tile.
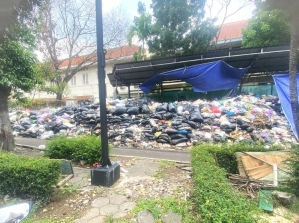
[109,195,128,205]
[100,204,119,216]
[88,216,105,223]
[81,208,100,221]
[119,202,136,212]
[91,197,109,208]
[113,211,127,219]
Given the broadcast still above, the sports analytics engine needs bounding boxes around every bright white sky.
[102,0,256,24]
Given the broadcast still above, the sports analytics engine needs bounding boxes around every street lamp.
[91,0,120,187]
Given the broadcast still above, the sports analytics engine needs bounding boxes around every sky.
[102,0,256,24]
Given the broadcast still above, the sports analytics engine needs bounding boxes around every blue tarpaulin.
[273,74,299,140]
[139,60,249,94]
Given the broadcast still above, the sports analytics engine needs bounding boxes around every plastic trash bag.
[127,107,139,115]
[112,106,127,116]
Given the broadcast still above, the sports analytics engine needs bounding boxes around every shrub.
[190,142,284,222]
[284,144,299,196]
[0,152,61,200]
[45,135,110,164]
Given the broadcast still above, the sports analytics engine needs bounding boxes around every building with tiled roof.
[34,45,140,102]
[212,20,248,50]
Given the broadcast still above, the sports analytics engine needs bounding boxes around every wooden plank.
[241,155,263,170]
[246,164,273,179]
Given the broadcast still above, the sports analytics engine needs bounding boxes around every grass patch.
[153,160,176,179]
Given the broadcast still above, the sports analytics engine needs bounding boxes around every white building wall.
[33,57,134,101]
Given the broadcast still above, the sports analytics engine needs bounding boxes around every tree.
[127,1,151,61]
[242,9,290,47]
[0,25,38,151]
[206,0,253,49]
[255,0,299,140]
[148,0,217,58]
[35,0,130,100]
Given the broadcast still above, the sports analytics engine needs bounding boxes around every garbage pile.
[10,94,297,150]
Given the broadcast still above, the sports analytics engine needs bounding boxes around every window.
[71,75,76,86]
[83,74,89,85]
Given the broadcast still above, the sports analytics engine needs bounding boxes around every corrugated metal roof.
[108,44,297,87]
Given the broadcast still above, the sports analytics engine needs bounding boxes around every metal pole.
[96,0,110,167]
[128,84,131,98]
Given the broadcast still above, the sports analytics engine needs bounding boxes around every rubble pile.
[10,94,297,150]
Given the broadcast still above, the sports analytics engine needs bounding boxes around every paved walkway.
[72,159,161,223]
[15,137,190,163]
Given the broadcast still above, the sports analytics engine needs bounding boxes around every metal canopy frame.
[108,45,299,90]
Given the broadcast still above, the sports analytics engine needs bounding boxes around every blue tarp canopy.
[139,60,249,94]
[273,74,299,140]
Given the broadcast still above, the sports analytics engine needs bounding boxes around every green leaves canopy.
[242,9,291,48]
[148,0,217,58]
[0,39,37,96]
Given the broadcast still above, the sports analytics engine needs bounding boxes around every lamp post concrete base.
[91,163,120,187]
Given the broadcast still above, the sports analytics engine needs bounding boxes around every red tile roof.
[59,45,139,67]
[215,20,247,42]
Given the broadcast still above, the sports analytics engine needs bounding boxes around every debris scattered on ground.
[11,94,297,150]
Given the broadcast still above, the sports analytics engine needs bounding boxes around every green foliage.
[0,39,37,95]
[191,144,263,222]
[0,152,61,200]
[127,1,151,61]
[45,135,110,164]
[148,0,217,58]
[242,9,291,48]
[284,144,299,197]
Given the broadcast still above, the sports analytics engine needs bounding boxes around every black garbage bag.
[120,123,130,128]
[112,106,127,116]
[141,120,150,126]
[189,112,203,123]
[163,112,173,120]
[141,104,151,114]
[241,124,250,130]
[151,113,162,120]
[29,132,38,138]
[171,138,188,145]
[246,127,254,132]
[109,132,120,139]
[144,133,155,140]
[168,103,177,113]
[109,118,122,123]
[171,120,182,126]
[157,139,169,143]
[124,132,134,138]
[29,115,37,120]
[127,107,139,115]
[170,134,187,140]
[186,121,197,129]
[156,103,168,112]
[182,104,194,112]
[159,134,171,143]
[131,120,141,125]
[165,129,179,134]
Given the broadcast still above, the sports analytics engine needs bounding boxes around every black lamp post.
[91,0,120,187]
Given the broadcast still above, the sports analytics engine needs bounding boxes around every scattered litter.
[11,94,297,150]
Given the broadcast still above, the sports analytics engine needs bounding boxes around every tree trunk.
[0,88,15,151]
[289,20,299,140]
[56,92,63,107]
